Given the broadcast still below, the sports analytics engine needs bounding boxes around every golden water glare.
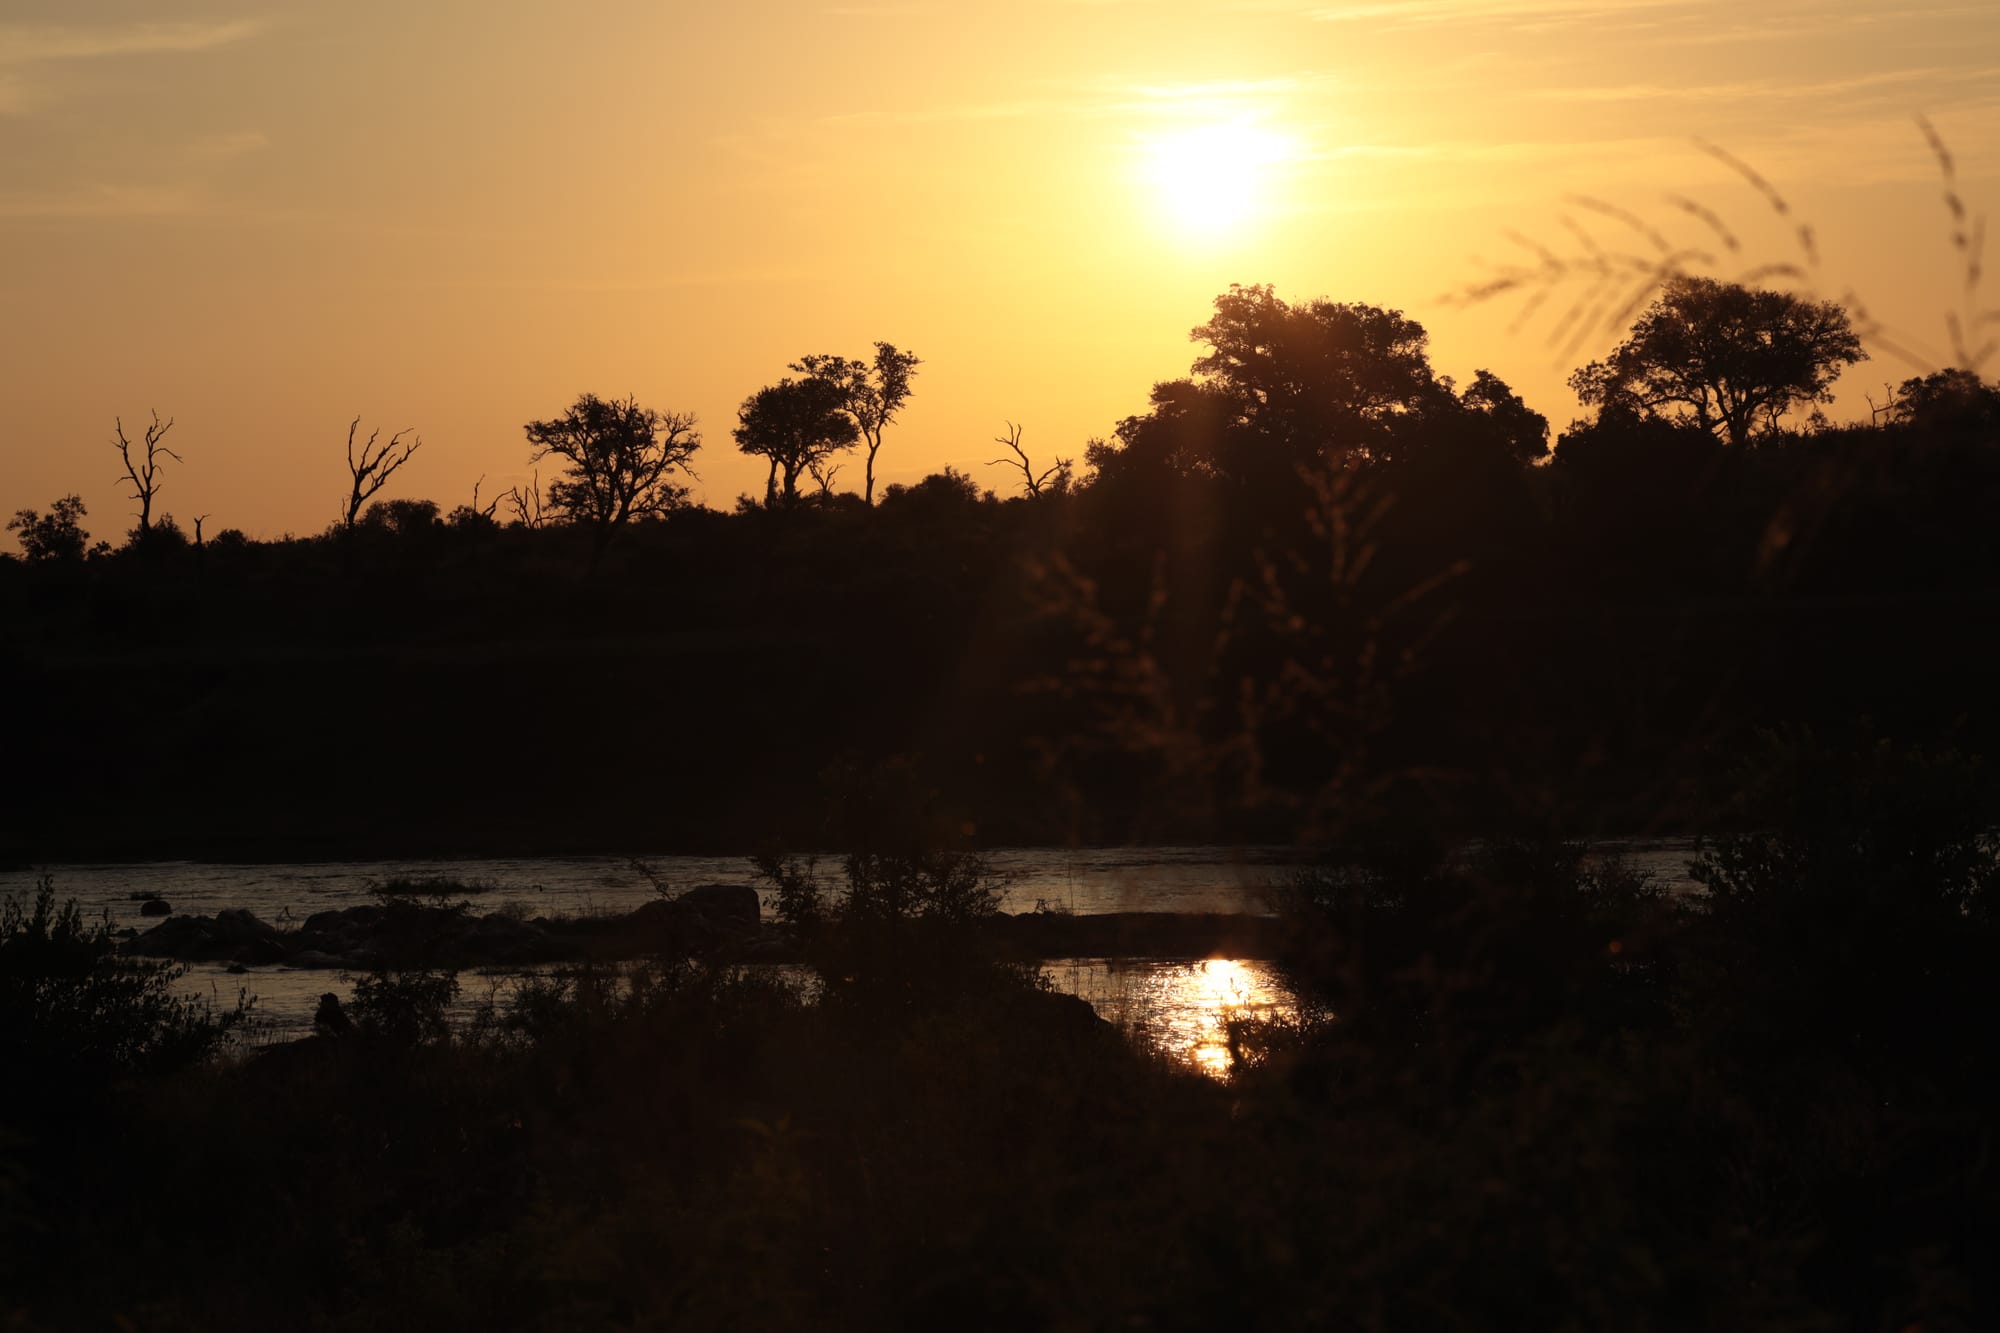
[1047,957,1288,1076]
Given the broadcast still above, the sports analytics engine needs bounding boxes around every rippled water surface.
[5,842,1704,1072]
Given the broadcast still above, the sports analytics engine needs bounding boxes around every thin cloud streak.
[0,183,203,219]
[1531,67,2000,105]
[1298,0,1693,27]
[0,18,267,65]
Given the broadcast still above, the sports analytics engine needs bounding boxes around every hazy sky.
[4,1,1996,539]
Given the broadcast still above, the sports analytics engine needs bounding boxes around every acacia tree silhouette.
[1570,277,1865,445]
[792,342,920,504]
[733,376,859,506]
[523,393,700,570]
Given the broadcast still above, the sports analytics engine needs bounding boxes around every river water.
[5,841,1704,1074]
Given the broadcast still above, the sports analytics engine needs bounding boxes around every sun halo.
[1140,122,1299,239]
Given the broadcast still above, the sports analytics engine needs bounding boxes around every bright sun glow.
[1142,122,1299,238]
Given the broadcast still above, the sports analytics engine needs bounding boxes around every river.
[5,841,1704,1073]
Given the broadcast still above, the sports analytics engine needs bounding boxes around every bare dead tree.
[986,421,1072,498]
[503,470,547,528]
[468,476,501,522]
[343,417,422,529]
[807,456,844,498]
[111,412,181,541]
[192,514,209,547]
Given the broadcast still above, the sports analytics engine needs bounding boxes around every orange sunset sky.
[3,1,1996,539]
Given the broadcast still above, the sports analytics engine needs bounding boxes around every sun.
[1141,122,1298,238]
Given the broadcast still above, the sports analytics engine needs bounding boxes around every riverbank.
[120,893,1293,971]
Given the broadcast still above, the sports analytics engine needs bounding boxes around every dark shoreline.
[121,898,1292,971]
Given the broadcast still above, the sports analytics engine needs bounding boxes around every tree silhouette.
[986,421,1072,497]
[1090,286,1505,489]
[1886,368,2000,433]
[793,343,920,505]
[343,419,423,530]
[523,393,700,568]
[1191,284,1440,462]
[111,412,180,543]
[733,377,860,506]
[503,471,548,529]
[8,495,90,562]
[362,497,442,536]
[1453,368,1550,466]
[1569,278,1864,446]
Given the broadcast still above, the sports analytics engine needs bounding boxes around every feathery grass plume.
[1444,122,1991,377]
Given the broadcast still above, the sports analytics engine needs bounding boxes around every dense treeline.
[4,279,1999,859]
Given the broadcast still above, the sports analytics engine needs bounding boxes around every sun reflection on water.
[1044,957,1288,1077]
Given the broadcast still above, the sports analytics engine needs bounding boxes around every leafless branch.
[985,421,1071,498]
[468,475,501,521]
[344,417,422,529]
[503,470,547,529]
[807,456,843,498]
[111,411,180,539]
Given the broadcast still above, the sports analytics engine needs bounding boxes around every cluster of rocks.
[122,884,766,970]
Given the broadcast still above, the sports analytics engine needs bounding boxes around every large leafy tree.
[1569,278,1864,446]
[792,342,921,505]
[1191,283,1438,457]
[8,495,91,562]
[523,393,701,569]
[1090,284,1536,487]
[733,376,861,506]
[1886,368,2000,433]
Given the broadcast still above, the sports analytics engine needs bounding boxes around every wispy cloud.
[181,129,270,159]
[1531,67,2000,105]
[819,96,1093,127]
[817,73,1332,129]
[1285,0,1994,41]
[1296,0,1692,27]
[0,183,203,220]
[0,18,267,65]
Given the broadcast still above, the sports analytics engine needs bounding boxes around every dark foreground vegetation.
[3,730,1997,1330]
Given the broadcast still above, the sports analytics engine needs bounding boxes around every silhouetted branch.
[468,476,501,521]
[986,421,1071,497]
[503,470,547,529]
[344,418,422,530]
[111,411,180,540]
[807,456,843,498]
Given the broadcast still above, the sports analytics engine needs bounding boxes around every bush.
[0,875,243,1080]
[1267,832,1673,1078]
[758,847,1028,1013]
[347,968,460,1047]
[1688,727,2000,1079]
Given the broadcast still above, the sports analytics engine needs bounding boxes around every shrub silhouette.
[347,968,460,1047]
[0,875,243,1079]
[760,847,1022,1013]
